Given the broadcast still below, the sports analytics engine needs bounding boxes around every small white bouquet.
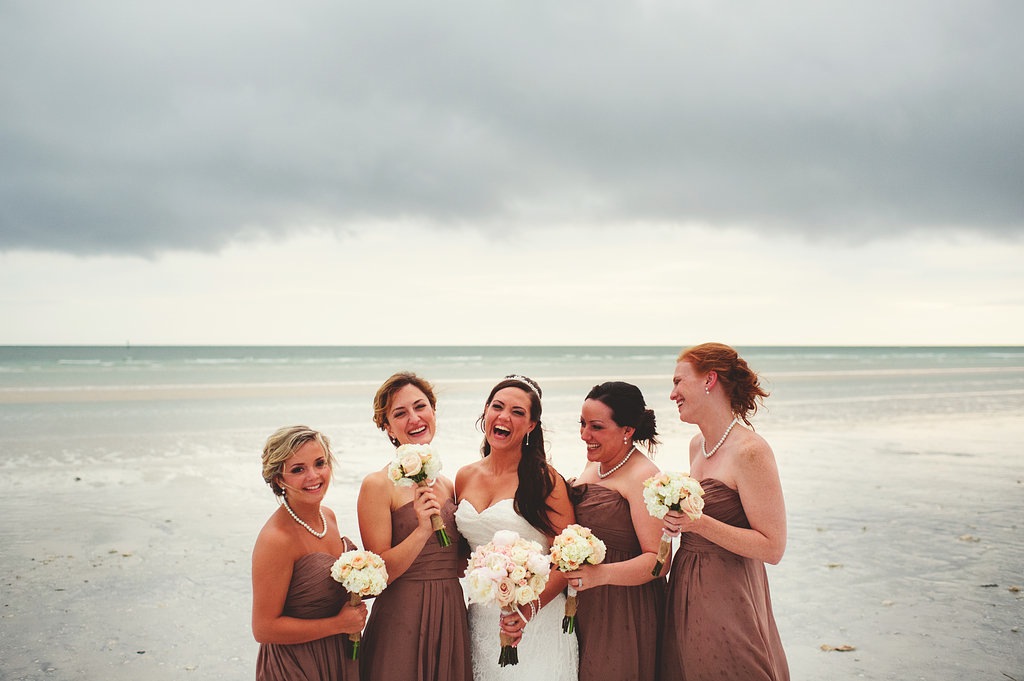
[465,530,551,667]
[549,524,606,634]
[330,549,388,659]
[387,443,450,546]
[642,472,705,576]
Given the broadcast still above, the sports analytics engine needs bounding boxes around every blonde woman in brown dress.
[252,426,367,681]
[566,381,667,681]
[659,343,789,681]
[356,372,472,681]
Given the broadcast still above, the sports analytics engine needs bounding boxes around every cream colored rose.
[496,578,517,607]
[399,451,423,476]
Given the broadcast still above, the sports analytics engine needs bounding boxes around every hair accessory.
[504,374,541,399]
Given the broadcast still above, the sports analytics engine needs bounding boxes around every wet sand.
[2,413,1022,680]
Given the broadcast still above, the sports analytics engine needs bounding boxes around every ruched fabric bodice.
[571,483,665,681]
[360,496,472,681]
[680,478,752,555]
[660,478,789,681]
[573,483,643,560]
[282,552,350,618]
[256,543,359,681]
[389,497,463,580]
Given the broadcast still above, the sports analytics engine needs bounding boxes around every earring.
[623,435,628,445]
[705,386,710,396]
[525,431,530,446]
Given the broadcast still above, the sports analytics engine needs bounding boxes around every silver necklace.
[702,417,740,459]
[598,445,636,479]
[281,495,327,538]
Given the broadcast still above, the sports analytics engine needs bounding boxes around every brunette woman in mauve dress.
[659,343,789,681]
[356,372,472,681]
[252,426,367,681]
[566,381,667,681]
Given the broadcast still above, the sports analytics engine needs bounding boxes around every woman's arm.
[664,438,787,565]
[251,524,367,644]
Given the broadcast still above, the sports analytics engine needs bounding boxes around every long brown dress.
[572,483,666,681]
[359,498,472,681]
[659,479,789,681]
[256,544,360,681]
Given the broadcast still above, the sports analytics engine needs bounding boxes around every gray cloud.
[2,0,1022,256]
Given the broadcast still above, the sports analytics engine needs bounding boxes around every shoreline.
[3,411,1022,679]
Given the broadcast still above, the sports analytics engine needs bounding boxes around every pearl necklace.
[702,417,740,459]
[598,445,636,479]
[281,495,327,538]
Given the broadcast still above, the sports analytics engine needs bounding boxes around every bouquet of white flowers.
[549,524,606,634]
[330,550,388,659]
[643,472,705,576]
[387,443,450,546]
[465,530,551,667]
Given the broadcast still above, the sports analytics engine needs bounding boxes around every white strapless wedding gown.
[455,498,579,681]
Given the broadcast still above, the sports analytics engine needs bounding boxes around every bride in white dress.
[455,375,579,681]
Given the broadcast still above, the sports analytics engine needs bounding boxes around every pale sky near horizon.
[2,2,1022,346]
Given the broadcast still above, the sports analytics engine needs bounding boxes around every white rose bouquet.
[643,472,705,576]
[465,530,551,667]
[549,524,606,634]
[330,549,388,659]
[387,443,450,547]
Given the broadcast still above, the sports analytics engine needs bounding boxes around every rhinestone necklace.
[281,495,327,538]
[598,445,637,479]
[702,417,740,459]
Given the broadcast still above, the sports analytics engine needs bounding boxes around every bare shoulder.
[435,475,457,500]
[454,460,484,497]
[733,428,781,484]
[359,468,392,496]
[253,511,296,561]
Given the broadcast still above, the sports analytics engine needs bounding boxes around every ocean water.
[2,345,1023,680]
[3,343,1023,507]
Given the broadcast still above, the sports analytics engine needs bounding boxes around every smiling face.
[384,383,437,446]
[483,386,536,451]
[670,360,706,424]
[580,398,633,464]
[277,438,332,502]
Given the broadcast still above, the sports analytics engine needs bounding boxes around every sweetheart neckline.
[456,497,514,515]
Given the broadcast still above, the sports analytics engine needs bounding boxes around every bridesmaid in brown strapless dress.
[572,484,665,681]
[358,498,472,680]
[567,381,668,681]
[256,547,361,681]
[659,343,789,681]
[659,479,789,681]
[253,426,367,681]
[357,372,472,681]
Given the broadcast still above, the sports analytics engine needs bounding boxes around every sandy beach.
[2,348,1023,681]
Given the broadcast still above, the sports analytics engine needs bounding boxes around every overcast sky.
[1,1,1022,345]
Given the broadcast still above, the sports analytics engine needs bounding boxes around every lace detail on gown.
[455,499,579,681]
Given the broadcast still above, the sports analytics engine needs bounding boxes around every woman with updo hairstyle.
[565,381,666,681]
[659,343,789,680]
[252,425,366,681]
[356,372,472,681]
[454,374,578,680]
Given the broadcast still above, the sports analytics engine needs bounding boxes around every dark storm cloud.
[2,0,1022,255]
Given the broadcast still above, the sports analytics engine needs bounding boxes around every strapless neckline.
[456,497,514,515]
